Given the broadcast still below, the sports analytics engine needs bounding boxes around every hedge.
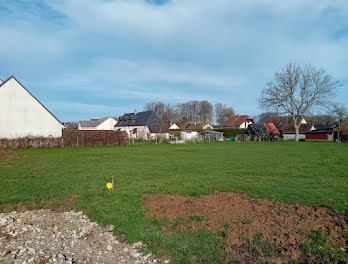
[214,128,246,137]
[0,130,128,149]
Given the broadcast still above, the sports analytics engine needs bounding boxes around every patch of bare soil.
[142,191,347,263]
[0,195,77,214]
[0,148,21,162]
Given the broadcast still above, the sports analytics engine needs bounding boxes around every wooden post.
[77,136,79,147]
[112,175,114,192]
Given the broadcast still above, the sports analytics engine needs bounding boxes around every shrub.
[214,128,246,138]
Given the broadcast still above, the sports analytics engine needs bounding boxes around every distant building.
[282,123,315,140]
[115,111,169,140]
[205,131,224,141]
[78,117,117,130]
[246,123,269,141]
[169,123,180,130]
[263,123,280,141]
[180,130,199,141]
[0,76,63,139]
[333,118,348,142]
[223,115,254,129]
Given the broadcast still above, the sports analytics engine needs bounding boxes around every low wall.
[0,130,128,149]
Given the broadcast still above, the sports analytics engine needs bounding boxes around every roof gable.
[0,76,63,127]
[79,117,113,128]
[224,115,253,127]
[248,123,269,136]
[263,123,280,134]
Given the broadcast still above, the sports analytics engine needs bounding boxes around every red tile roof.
[223,115,253,127]
[263,123,280,134]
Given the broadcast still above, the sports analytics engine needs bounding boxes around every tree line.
[144,101,235,126]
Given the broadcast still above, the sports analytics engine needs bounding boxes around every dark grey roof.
[79,117,110,128]
[247,123,269,136]
[115,111,168,133]
[0,76,63,126]
[314,124,335,131]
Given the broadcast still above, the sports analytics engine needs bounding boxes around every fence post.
[112,175,114,192]
[77,136,79,147]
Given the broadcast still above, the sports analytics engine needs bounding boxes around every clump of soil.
[0,148,21,162]
[142,191,347,263]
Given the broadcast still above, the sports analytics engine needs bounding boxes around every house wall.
[239,121,253,129]
[283,133,306,140]
[96,118,117,130]
[116,126,150,140]
[0,78,63,139]
[78,118,117,130]
[306,133,333,141]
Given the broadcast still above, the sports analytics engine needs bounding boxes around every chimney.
[134,110,137,115]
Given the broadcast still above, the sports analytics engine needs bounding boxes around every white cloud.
[1,0,347,120]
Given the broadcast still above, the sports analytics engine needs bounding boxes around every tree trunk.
[294,124,300,142]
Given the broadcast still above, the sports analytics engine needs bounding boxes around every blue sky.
[0,0,347,122]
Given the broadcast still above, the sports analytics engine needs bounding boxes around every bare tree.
[144,102,169,122]
[259,63,339,141]
[331,103,347,122]
[199,100,213,123]
[215,103,235,125]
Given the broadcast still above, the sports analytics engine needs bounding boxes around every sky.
[0,0,347,122]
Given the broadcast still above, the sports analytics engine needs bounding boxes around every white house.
[223,115,254,129]
[78,117,117,130]
[115,111,169,140]
[0,76,63,139]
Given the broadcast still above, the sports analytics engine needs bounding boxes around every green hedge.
[214,128,246,137]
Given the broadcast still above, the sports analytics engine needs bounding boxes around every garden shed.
[205,131,224,141]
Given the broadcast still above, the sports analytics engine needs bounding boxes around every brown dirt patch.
[0,148,21,162]
[0,195,77,213]
[142,191,347,263]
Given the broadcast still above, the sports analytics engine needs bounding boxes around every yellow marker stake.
[106,182,113,190]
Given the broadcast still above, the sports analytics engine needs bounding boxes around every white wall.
[78,118,117,130]
[96,118,117,130]
[181,131,198,141]
[0,78,63,139]
[283,133,306,140]
[116,126,150,140]
[239,121,253,129]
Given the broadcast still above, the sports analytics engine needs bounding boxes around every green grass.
[0,141,347,263]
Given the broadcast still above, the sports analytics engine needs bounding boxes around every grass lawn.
[0,141,347,263]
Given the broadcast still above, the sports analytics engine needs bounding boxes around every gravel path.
[0,210,166,264]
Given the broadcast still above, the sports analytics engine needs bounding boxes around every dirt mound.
[0,148,21,162]
[142,191,347,263]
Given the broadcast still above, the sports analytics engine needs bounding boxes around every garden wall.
[0,130,128,149]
